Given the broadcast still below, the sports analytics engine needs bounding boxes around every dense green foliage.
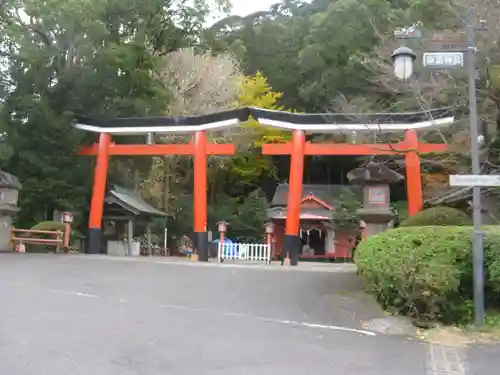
[399,207,471,227]
[29,220,84,251]
[0,0,229,231]
[31,221,66,233]
[355,226,500,324]
[2,0,500,243]
[331,188,362,232]
[210,189,270,243]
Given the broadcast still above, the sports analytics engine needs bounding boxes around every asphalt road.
[0,254,431,375]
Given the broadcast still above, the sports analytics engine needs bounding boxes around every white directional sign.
[394,28,422,39]
[449,174,500,187]
[423,52,464,68]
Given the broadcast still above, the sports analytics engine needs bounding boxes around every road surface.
[0,254,496,374]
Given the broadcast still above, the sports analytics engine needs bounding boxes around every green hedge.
[24,221,84,253]
[355,226,500,324]
[31,221,84,241]
[399,207,471,227]
[31,221,66,232]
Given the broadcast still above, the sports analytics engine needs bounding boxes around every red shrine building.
[267,184,362,260]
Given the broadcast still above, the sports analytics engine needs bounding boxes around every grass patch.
[417,311,500,346]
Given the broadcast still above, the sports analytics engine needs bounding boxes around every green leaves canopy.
[0,0,226,226]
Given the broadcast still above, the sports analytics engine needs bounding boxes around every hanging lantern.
[264,221,275,234]
[61,212,74,224]
[217,221,229,233]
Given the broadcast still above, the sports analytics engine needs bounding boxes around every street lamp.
[61,211,74,253]
[216,220,229,244]
[264,221,275,261]
[392,46,417,81]
[391,12,487,326]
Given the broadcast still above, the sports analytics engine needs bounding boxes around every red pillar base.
[194,231,208,261]
[282,234,300,266]
[86,228,102,255]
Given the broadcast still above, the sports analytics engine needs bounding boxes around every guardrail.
[218,242,271,264]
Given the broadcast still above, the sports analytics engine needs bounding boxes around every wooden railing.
[10,228,63,252]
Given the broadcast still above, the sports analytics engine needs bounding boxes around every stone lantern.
[0,170,21,251]
[347,161,404,238]
[61,211,74,252]
[264,221,275,258]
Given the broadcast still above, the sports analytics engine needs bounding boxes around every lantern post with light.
[359,220,367,241]
[264,221,275,259]
[216,220,229,245]
[391,46,417,81]
[391,14,487,326]
[61,211,74,252]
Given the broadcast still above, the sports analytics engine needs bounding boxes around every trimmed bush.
[31,221,66,232]
[399,207,470,227]
[355,226,500,324]
[25,221,83,253]
[486,226,500,302]
[31,221,84,241]
[22,221,65,253]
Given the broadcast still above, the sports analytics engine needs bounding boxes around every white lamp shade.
[394,54,414,81]
[217,221,228,232]
[265,222,275,234]
[61,212,73,223]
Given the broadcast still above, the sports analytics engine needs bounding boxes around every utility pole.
[392,11,487,325]
[465,9,485,326]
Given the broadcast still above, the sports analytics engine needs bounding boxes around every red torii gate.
[256,108,453,265]
[77,110,246,259]
[81,133,235,260]
[75,107,454,264]
[262,130,447,265]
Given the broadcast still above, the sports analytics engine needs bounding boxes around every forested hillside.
[1,0,500,241]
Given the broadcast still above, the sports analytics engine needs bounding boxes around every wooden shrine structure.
[76,107,454,265]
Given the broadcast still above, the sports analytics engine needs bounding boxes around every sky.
[207,0,277,24]
[230,0,276,16]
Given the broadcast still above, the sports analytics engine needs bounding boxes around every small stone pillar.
[0,170,21,250]
[347,161,404,238]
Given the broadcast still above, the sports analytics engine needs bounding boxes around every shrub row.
[22,221,84,253]
[399,206,471,227]
[355,225,500,324]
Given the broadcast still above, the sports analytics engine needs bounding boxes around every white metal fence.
[218,242,271,264]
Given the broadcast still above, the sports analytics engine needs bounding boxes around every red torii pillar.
[81,131,235,260]
[282,130,305,266]
[262,129,447,265]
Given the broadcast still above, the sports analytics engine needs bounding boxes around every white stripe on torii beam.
[75,115,455,134]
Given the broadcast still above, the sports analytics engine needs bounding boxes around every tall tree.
[229,71,290,190]
[142,47,243,217]
[0,0,227,226]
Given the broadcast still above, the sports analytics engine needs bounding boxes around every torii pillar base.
[281,234,300,266]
